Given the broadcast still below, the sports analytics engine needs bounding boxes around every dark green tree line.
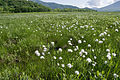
[0,0,51,13]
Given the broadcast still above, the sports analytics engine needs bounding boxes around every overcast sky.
[41,0,119,8]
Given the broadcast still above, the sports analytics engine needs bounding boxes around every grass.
[0,12,120,80]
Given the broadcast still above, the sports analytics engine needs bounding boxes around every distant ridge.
[31,0,79,9]
[97,1,120,11]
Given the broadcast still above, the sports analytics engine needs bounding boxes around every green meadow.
[0,12,120,80]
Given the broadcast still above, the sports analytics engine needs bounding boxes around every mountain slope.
[31,0,79,9]
[0,0,51,12]
[98,1,120,11]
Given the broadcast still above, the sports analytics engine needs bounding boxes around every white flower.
[92,63,96,66]
[102,38,105,41]
[81,36,84,38]
[78,40,82,44]
[74,48,77,51]
[113,73,119,78]
[70,38,72,40]
[92,28,94,30]
[58,48,62,52]
[48,52,50,54]
[99,41,103,44]
[92,49,94,52]
[86,58,92,63]
[59,57,63,60]
[83,55,85,58]
[51,42,55,46]
[61,64,65,67]
[112,53,116,57]
[106,49,110,52]
[53,56,57,59]
[75,71,79,75]
[42,45,46,48]
[83,40,86,43]
[68,49,73,53]
[104,32,107,35]
[40,56,45,59]
[42,52,45,55]
[92,62,97,66]
[88,44,91,47]
[94,56,97,59]
[76,46,79,49]
[95,39,98,42]
[84,51,88,55]
[107,53,111,60]
[57,63,60,66]
[68,40,71,43]
[43,47,47,52]
[35,50,40,56]
[81,49,85,53]
[115,29,119,32]
[67,63,73,68]
[68,42,72,46]
[79,52,82,56]
[108,34,110,36]
[104,61,107,64]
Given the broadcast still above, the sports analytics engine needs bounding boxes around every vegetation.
[0,0,51,13]
[0,0,96,13]
[53,8,96,12]
[0,12,120,79]
[31,0,80,9]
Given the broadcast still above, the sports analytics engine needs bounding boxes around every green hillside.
[31,0,79,9]
[0,0,51,12]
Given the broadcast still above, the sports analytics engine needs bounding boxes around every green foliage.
[0,7,3,12]
[0,0,96,13]
[0,0,51,13]
[53,8,97,12]
[0,12,120,79]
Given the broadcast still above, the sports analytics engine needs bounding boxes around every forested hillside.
[0,0,51,12]
[0,0,96,13]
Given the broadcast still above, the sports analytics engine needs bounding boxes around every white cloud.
[42,0,120,8]
[87,0,116,8]
[87,0,101,7]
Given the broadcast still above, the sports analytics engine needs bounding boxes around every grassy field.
[0,12,120,80]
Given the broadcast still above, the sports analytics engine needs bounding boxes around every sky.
[41,0,120,8]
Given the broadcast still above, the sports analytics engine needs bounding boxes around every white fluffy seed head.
[78,40,82,44]
[86,58,92,63]
[61,64,65,67]
[51,42,55,46]
[58,48,62,52]
[40,56,45,59]
[67,63,73,68]
[68,49,73,53]
[88,44,91,47]
[35,50,40,56]
[75,71,79,75]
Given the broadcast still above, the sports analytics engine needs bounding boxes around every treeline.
[0,0,96,13]
[53,8,96,12]
[0,0,51,13]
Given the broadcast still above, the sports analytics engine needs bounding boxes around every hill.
[31,0,79,9]
[97,1,120,12]
[0,0,51,12]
